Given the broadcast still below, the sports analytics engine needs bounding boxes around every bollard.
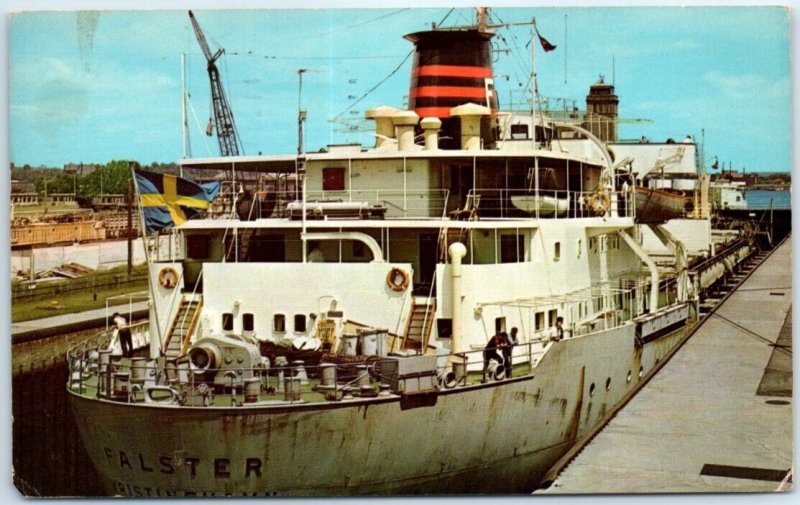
[244,378,260,404]
[98,349,112,398]
[130,357,148,383]
[292,360,309,386]
[453,360,467,386]
[284,377,301,402]
[320,363,337,388]
[356,365,370,387]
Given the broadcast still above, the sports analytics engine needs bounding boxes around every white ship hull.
[69,323,685,496]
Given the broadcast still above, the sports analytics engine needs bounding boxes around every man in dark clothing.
[113,312,133,357]
[503,327,519,377]
[550,316,565,343]
[483,331,508,381]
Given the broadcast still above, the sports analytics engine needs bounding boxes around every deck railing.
[66,331,560,407]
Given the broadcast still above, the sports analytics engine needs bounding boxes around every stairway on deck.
[402,298,436,351]
[163,297,202,358]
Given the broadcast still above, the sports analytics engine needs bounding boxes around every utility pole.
[127,179,133,278]
[297,68,307,155]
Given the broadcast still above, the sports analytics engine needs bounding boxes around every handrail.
[67,332,554,406]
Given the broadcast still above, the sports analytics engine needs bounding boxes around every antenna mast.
[476,7,489,31]
[188,10,242,157]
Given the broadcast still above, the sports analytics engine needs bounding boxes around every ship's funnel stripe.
[411,86,489,99]
[414,107,455,118]
[414,97,496,109]
[412,75,489,88]
[413,65,492,78]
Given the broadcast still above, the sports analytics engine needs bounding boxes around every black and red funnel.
[405,29,498,119]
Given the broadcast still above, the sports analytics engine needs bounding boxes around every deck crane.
[188,10,242,157]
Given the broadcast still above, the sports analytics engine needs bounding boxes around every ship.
[67,10,757,496]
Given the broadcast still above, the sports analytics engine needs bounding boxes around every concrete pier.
[539,237,793,494]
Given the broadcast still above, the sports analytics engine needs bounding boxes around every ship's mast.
[476,7,489,32]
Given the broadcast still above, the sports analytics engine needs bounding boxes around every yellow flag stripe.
[139,173,212,228]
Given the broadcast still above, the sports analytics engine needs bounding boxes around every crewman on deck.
[112,312,133,357]
[483,331,508,381]
[550,316,565,343]
[503,327,519,377]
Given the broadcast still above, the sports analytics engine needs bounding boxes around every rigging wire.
[321,8,411,37]
[187,94,213,156]
[329,51,413,124]
[329,8,456,124]
[228,53,403,61]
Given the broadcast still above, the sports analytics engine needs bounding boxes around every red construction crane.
[188,10,242,157]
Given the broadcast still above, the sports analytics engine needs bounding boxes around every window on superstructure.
[548,309,558,327]
[352,241,365,258]
[294,314,307,333]
[247,234,285,262]
[273,314,286,333]
[222,313,234,332]
[500,234,524,263]
[577,239,582,258]
[322,167,346,191]
[535,312,545,332]
[510,124,529,140]
[187,234,210,259]
[243,313,254,332]
[554,242,561,261]
[495,317,506,333]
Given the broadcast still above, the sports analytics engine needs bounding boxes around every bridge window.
[323,167,346,191]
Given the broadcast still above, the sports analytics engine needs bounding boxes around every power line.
[227,52,403,61]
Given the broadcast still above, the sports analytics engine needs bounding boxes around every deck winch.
[188,335,262,387]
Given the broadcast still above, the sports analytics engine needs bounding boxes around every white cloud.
[703,70,788,101]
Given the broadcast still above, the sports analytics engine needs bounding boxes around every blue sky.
[5,2,793,173]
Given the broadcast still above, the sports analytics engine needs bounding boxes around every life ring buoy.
[386,267,410,292]
[587,191,611,216]
[158,267,179,289]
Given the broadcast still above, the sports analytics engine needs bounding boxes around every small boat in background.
[511,193,570,216]
[632,186,686,223]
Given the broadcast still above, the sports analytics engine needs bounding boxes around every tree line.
[12,161,179,198]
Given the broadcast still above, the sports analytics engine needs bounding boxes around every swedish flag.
[134,169,221,234]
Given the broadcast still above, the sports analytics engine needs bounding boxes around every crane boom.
[188,10,242,157]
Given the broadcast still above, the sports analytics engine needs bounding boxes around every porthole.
[589,383,596,397]
[605,377,611,391]
[626,370,632,383]
[638,365,644,378]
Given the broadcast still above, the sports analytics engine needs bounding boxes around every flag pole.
[130,163,165,359]
[531,18,537,152]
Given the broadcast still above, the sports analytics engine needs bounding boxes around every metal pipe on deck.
[448,242,467,356]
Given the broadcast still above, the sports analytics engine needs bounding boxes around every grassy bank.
[12,264,149,322]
